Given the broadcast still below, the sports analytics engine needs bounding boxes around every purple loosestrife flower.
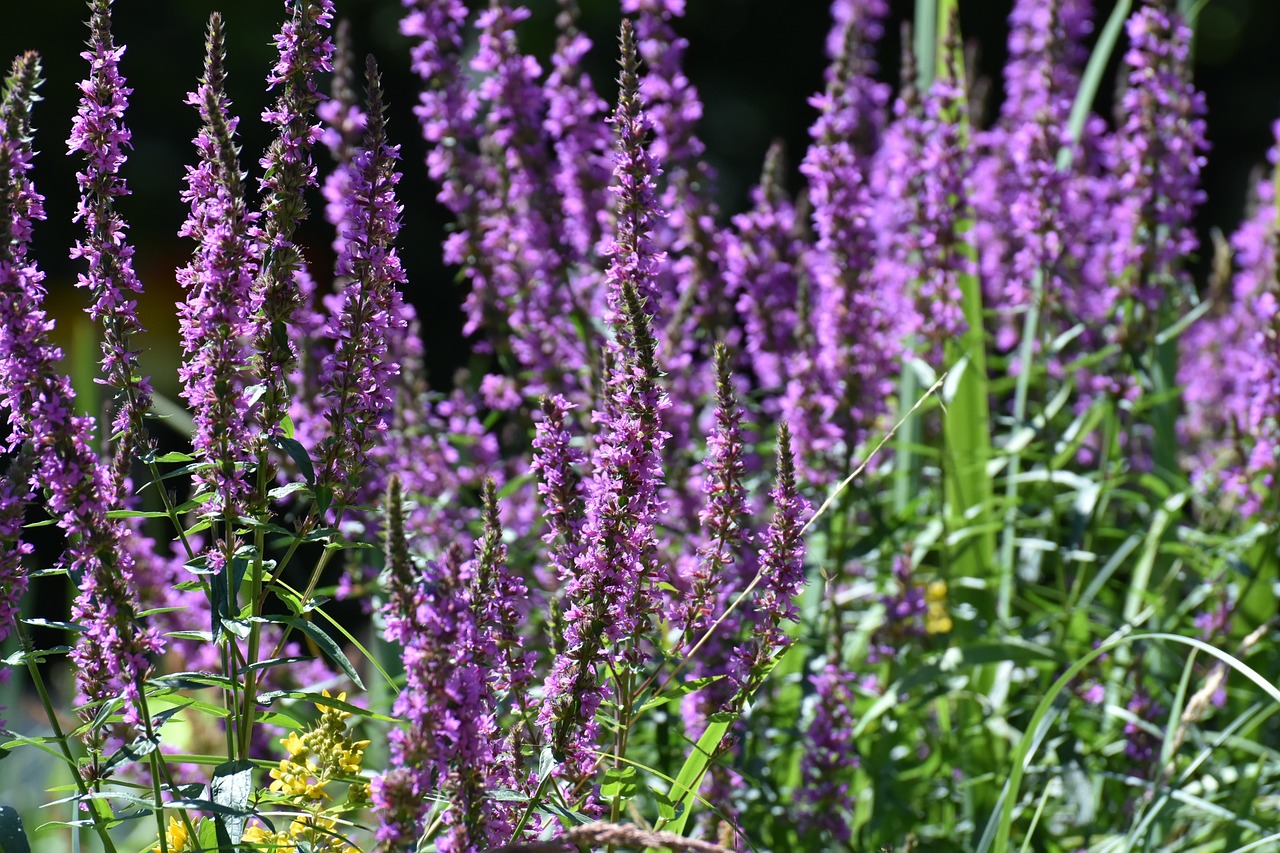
[1107,0,1207,325]
[67,0,153,497]
[532,394,587,594]
[377,542,502,853]
[677,346,759,738]
[971,0,1101,356]
[314,57,408,511]
[790,0,898,480]
[870,44,968,365]
[677,344,751,646]
[729,424,808,702]
[539,20,671,788]
[798,663,859,842]
[0,446,34,653]
[467,480,534,834]
[468,1,589,398]
[176,15,262,520]
[1183,121,1280,516]
[253,0,334,440]
[544,0,612,266]
[0,52,159,733]
[723,142,803,396]
[401,0,480,201]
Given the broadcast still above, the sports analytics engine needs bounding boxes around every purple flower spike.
[678,344,751,645]
[798,663,859,842]
[730,423,808,700]
[377,544,500,853]
[0,51,159,733]
[0,447,34,652]
[1108,0,1208,317]
[67,0,153,496]
[539,20,671,790]
[790,0,899,479]
[314,56,408,511]
[870,42,968,365]
[176,14,262,519]
[254,0,335,438]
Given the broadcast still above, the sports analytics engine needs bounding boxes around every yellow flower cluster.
[241,815,344,851]
[925,580,952,635]
[151,816,200,853]
[267,691,371,803]
[249,691,371,852]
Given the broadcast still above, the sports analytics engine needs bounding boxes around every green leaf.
[150,451,195,464]
[0,805,31,853]
[254,690,398,722]
[102,733,158,775]
[275,616,365,691]
[658,715,734,834]
[600,766,638,801]
[275,436,315,486]
[211,760,254,849]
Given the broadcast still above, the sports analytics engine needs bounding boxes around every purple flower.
[798,663,859,842]
[677,344,751,646]
[730,424,808,700]
[176,14,262,519]
[723,143,803,396]
[1106,0,1208,322]
[0,447,34,652]
[253,0,335,438]
[789,0,899,480]
[0,51,159,733]
[538,21,671,789]
[314,57,408,510]
[543,8,611,265]
[376,544,502,852]
[869,50,968,365]
[67,0,153,496]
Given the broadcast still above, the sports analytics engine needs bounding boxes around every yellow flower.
[925,580,953,635]
[269,756,330,800]
[241,822,295,851]
[152,816,199,853]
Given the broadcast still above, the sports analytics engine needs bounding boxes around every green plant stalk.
[13,619,119,853]
[913,0,938,90]
[998,273,1042,628]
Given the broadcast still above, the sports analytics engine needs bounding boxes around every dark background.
[1,0,1277,397]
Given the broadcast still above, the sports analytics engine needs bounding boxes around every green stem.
[14,619,120,853]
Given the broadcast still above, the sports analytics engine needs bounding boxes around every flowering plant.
[1,0,1279,851]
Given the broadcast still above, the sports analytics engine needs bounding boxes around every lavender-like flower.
[376,544,500,853]
[538,19,671,787]
[1106,0,1208,325]
[0,50,159,733]
[0,446,34,653]
[798,663,859,842]
[67,0,153,496]
[532,393,586,593]
[543,0,612,265]
[467,1,588,398]
[314,56,408,510]
[723,142,803,396]
[176,14,262,519]
[870,39,968,364]
[677,344,751,645]
[789,0,898,479]
[1182,121,1280,515]
[729,423,808,702]
[253,0,334,440]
